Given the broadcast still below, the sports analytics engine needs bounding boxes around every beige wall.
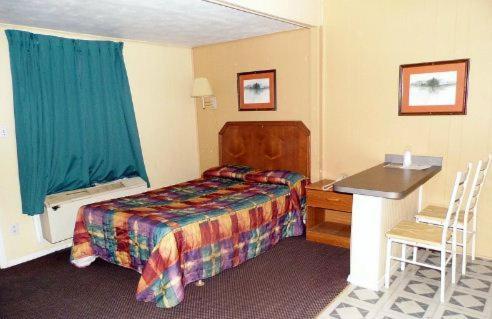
[4,0,492,265]
[323,0,492,258]
[0,25,199,265]
[193,0,492,258]
[193,28,322,180]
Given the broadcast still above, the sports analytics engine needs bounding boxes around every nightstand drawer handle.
[327,198,341,202]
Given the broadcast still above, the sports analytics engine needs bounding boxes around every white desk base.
[348,188,421,291]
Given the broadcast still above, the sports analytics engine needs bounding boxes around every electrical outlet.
[9,223,19,236]
[0,125,7,138]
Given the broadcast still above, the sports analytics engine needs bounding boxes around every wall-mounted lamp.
[191,77,217,109]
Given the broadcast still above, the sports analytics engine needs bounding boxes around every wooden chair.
[416,155,491,275]
[385,170,467,302]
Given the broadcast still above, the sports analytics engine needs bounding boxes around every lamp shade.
[191,78,213,97]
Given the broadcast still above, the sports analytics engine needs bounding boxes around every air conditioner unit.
[40,177,148,243]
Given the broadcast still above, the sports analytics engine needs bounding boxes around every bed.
[70,121,310,308]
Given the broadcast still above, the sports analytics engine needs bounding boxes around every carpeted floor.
[0,237,349,319]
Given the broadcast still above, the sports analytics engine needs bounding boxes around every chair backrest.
[442,163,472,244]
[463,154,492,223]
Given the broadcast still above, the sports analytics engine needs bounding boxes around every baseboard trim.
[1,240,72,269]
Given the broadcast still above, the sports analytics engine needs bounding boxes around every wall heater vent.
[40,177,148,243]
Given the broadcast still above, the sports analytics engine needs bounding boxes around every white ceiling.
[0,0,300,47]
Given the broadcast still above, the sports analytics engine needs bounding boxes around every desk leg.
[348,189,419,291]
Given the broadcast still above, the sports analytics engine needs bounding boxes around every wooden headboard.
[219,121,311,178]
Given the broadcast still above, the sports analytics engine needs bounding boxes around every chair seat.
[415,205,472,227]
[386,220,450,247]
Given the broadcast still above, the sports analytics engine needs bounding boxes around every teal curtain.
[6,30,149,215]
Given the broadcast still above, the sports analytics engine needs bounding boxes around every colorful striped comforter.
[71,165,307,308]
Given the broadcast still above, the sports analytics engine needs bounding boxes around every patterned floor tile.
[317,286,355,318]
[403,279,439,299]
[348,287,384,304]
[415,267,442,281]
[466,263,492,278]
[317,255,492,319]
[425,254,441,267]
[474,257,492,266]
[387,274,407,292]
[457,275,492,294]
[433,307,482,319]
[328,302,370,319]
[449,291,488,313]
[389,296,430,318]
[373,312,407,319]
[441,310,479,319]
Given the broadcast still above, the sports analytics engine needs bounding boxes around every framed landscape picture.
[399,59,469,115]
[237,69,276,111]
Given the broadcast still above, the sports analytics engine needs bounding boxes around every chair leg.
[472,214,477,261]
[385,239,392,289]
[471,231,477,261]
[452,232,457,284]
[413,246,417,262]
[462,228,468,275]
[440,248,446,302]
[401,243,406,271]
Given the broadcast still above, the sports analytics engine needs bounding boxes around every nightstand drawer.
[306,189,352,212]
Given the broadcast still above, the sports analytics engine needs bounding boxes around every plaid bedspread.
[71,169,307,308]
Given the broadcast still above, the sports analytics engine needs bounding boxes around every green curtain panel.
[6,30,149,215]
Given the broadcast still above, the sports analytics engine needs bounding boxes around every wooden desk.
[306,180,353,248]
[333,155,442,291]
[334,163,441,199]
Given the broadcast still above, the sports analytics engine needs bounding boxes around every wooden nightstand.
[306,179,353,248]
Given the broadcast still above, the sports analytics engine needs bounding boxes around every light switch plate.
[210,96,217,109]
[0,125,7,138]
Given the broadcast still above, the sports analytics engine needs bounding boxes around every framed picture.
[399,59,469,115]
[237,69,276,111]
